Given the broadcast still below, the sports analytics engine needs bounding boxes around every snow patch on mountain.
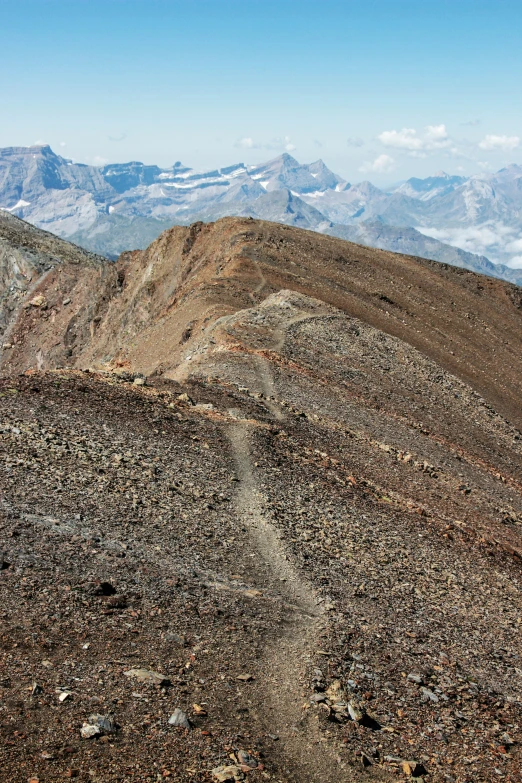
[3,144,522,281]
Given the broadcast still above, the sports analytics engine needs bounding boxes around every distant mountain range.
[1,144,522,286]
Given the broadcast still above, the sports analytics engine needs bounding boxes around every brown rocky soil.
[0,211,106,351]
[3,217,522,428]
[1,217,521,783]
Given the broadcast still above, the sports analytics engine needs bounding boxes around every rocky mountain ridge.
[2,145,522,284]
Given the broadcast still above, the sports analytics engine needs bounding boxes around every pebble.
[235,749,258,768]
[164,632,185,645]
[124,668,171,686]
[91,714,116,733]
[348,701,364,722]
[359,752,372,767]
[325,679,345,701]
[501,732,514,746]
[80,723,100,740]
[81,714,116,738]
[211,765,244,782]
[168,708,191,729]
[402,760,427,777]
[420,687,439,703]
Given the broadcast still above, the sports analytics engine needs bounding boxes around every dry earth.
[1,217,522,783]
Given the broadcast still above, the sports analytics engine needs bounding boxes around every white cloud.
[417,221,522,266]
[505,238,522,253]
[92,155,108,166]
[378,124,452,155]
[265,135,296,152]
[59,141,67,148]
[235,137,258,149]
[506,255,522,269]
[347,136,364,147]
[424,124,448,142]
[359,154,395,173]
[379,128,422,150]
[478,134,520,151]
[235,135,296,152]
[461,119,481,127]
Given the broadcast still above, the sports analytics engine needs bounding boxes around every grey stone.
[420,687,439,703]
[90,714,116,733]
[235,749,258,768]
[168,708,191,729]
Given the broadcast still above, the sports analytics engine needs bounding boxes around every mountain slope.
[0,211,108,351]
[3,217,522,429]
[1,218,521,783]
[328,220,522,286]
[4,144,522,283]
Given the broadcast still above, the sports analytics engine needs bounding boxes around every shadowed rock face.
[1,216,521,783]
[0,211,109,350]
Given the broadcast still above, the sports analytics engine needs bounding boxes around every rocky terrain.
[3,145,522,285]
[327,222,522,287]
[0,211,105,345]
[1,216,521,783]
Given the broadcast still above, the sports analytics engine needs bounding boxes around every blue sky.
[1,0,521,183]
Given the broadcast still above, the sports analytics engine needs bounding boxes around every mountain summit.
[2,145,522,282]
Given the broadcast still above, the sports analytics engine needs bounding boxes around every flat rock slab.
[124,668,171,686]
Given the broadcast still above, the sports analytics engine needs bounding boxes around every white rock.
[80,723,100,739]
[168,708,191,729]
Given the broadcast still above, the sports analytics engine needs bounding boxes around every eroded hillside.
[1,218,521,783]
[0,211,111,357]
[2,217,522,428]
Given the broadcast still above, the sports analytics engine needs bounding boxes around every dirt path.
[228,422,358,783]
[220,297,382,781]
[170,295,373,777]
[250,256,267,300]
